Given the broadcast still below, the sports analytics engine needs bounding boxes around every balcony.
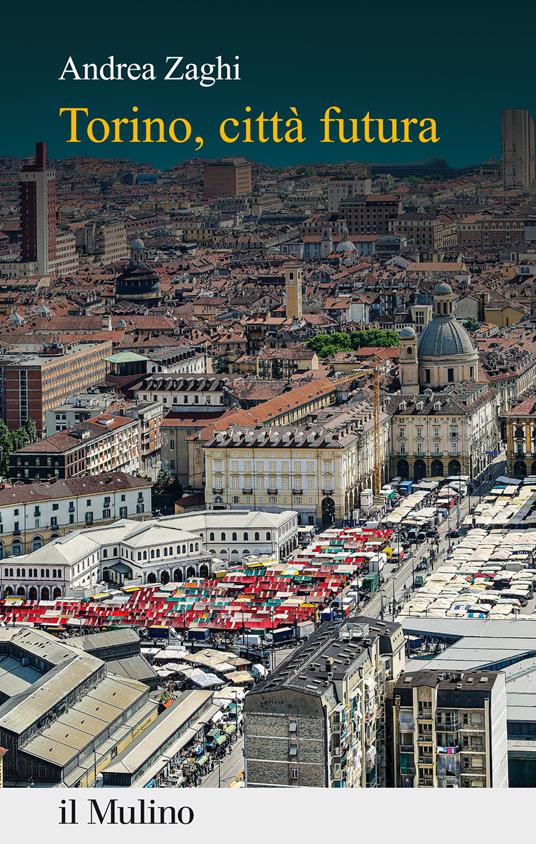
[292,489,303,496]
[417,734,433,744]
[322,489,334,496]
[212,488,224,495]
[400,765,416,776]
[267,489,278,495]
[242,488,253,495]
[418,755,434,765]
[417,712,433,722]
[399,744,414,753]
[458,722,484,733]
[436,717,460,731]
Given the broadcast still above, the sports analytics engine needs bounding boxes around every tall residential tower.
[19,142,57,275]
[502,109,535,190]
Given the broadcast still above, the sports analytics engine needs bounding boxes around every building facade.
[168,509,299,560]
[0,342,113,433]
[0,473,151,560]
[389,669,508,788]
[502,108,535,191]
[9,414,141,481]
[0,514,213,599]
[389,385,499,482]
[203,158,252,197]
[339,195,401,235]
[134,375,227,414]
[244,617,405,788]
[19,142,56,275]
[504,396,536,478]
[204,404,390,527]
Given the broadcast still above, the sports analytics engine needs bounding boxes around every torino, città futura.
[57,104,440,147]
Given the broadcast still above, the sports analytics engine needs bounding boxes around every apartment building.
[391,213,457,253]
[122,401,163,477]
[204,403,390,527]
[147,345,212,375]
[53,230,79,276]
[45,392,116,434]
[339,195,401,235]
[203,158,252,197]
[0,472,151,559]
[244,617,405,788]
[0,342,113,432]
[389,669,508,788]
[502,108,535,191]
[389,385,499,483]
[133,375,228,413]
[256,346,318,379]
[9,414,140,481]
[76,220,129,264]
[458,214,525,247]
[1,515,213,599]
[327,177,372,212]
[504,395,536,477]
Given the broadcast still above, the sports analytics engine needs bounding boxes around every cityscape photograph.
[0,108,535,789]
[1,1,536,791]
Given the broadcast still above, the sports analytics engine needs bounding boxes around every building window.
[447,368,454,383]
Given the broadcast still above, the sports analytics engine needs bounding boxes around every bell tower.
[284,263,303,319]
[399,327,419,394]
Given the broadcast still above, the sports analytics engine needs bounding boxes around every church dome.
[399,327,416,339]
[433,281,453,296]
[115,262,161,304]
[418,317,475,358]
[337,239,356,253]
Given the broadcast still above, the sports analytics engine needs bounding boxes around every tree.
[155,469,172,491]
[306,328,400,359]
[24,418,38,443]
[463,318,480,332]
[0,421,13,478]
[0,418,39,478]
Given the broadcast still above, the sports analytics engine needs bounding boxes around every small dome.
[337,239,356,253]
[433,281,453,296]
[399,327,416,339]
[131,236,145,250]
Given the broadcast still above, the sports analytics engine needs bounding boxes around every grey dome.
[433,281,453,295]
[418,316,475,358]
[337,239,356,253]
[399,327,416,339]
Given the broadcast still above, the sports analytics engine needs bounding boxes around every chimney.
[102,314,112,332]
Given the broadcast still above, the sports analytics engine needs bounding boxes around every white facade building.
[134,376,227,412]
[0,516,213,600]
[0,473,151,559]
[167,510,299,560]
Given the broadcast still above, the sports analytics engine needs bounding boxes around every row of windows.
[101,542,201,562]
[208,531,271,542]
[4,567,62,578]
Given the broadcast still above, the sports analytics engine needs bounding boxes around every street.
[199,737,244,788]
